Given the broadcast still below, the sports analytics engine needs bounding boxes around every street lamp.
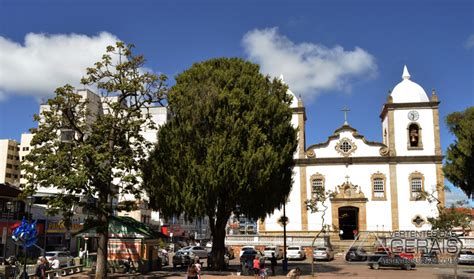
[2,201,13,261]
[22,196,34,279]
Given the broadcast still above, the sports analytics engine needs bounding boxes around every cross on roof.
[341,107,350,125]
[345,175,350,183]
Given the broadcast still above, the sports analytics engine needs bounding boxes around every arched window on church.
[310,173,325,199]
[409,171,425,201]
[371,172,386,201]
[407,123,423,149]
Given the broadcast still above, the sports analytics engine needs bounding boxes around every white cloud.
[242,27,377,101]
[465,34,474,49]
[445,185,472,207]
[0,32,120,100]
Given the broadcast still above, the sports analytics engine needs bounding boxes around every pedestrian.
[339,229,344,240]
[186,262,198,279]
[51,256,60,269]
[270,252,277,276]
[194,257,202,279]
[253,256,260,279]
[35,257,48,279]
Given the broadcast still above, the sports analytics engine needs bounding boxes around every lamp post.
[22,196,34,279]
[2,201,13,261]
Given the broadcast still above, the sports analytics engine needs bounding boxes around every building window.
[6,173,12,178]
[335,137,357,157]
[310,173,325,198]
[6,163,12,169]
[407,123,423,149]
[411,215,425,228]
[409,171,425,200]
[371,172,387,200]
[22,147,29,151]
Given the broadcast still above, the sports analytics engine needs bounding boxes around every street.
[83,256,474,279]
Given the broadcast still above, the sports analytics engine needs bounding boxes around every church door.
[338,206,359,240]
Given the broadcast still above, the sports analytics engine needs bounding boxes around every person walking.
[270,252,277,276]
[186,261,198,279]
[253,256,260,279]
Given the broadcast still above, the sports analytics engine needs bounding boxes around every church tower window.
[409,171,425,200]
[407,123,423,149]
[371,172,386,200]
[310,173,325,198]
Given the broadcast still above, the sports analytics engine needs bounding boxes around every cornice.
[306,124,385,151]
[380,101,440,119]
[295,155,444,166]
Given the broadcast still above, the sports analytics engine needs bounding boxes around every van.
[263,245,283,259]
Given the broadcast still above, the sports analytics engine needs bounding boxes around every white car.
[239,246,256,257]
[43,251,73,267]
[263,246,283,259]
[286,246,306,260]
[313,247,335,261]
[180,246,208,259]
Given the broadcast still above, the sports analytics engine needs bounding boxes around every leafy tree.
[22,42,167,279]
[427,205,471,232]
[142,58,297,270]
[443,107,474,199]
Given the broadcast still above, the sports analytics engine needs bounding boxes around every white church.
[260,66,444,238]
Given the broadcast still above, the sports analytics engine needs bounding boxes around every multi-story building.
[0,139,21,186]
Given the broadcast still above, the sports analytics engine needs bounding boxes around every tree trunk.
[95,213,108,279]
[211,212,229,271]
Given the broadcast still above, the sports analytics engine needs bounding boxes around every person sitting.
[286,267,301,279]
[51,256,60,269]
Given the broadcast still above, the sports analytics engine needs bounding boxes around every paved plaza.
[62,256,474,279]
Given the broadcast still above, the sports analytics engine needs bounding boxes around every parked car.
[183,246,208,259]
[286,246,306,260]
[43,251,73,267]
[368,251,416,270]
[313,247,334,261]
[239,249,264,263]
[345,247,367,262]
[172,246,208,268]
[263,246,283,259]
[172,249,192,268]
[239,246,256,257]
[458,250,474,265]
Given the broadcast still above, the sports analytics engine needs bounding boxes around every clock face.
[408,110,419,121]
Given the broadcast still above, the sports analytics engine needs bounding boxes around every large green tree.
[22,42,167,278]
[142,58,297,270]
[443,107,474,199]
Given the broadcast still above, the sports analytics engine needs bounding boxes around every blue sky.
[0,0,473,205]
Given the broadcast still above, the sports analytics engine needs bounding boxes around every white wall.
[393,108,436,156]
[396,163,439,230]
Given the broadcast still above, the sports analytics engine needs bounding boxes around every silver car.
[43,251,73,267]
[313,247,334,261]
[458,250,474,264]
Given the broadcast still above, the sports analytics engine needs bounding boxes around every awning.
[75,216,168,239]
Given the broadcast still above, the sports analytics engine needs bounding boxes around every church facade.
[260,66,444,238]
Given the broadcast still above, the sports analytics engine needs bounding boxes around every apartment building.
[0,139,20,185]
